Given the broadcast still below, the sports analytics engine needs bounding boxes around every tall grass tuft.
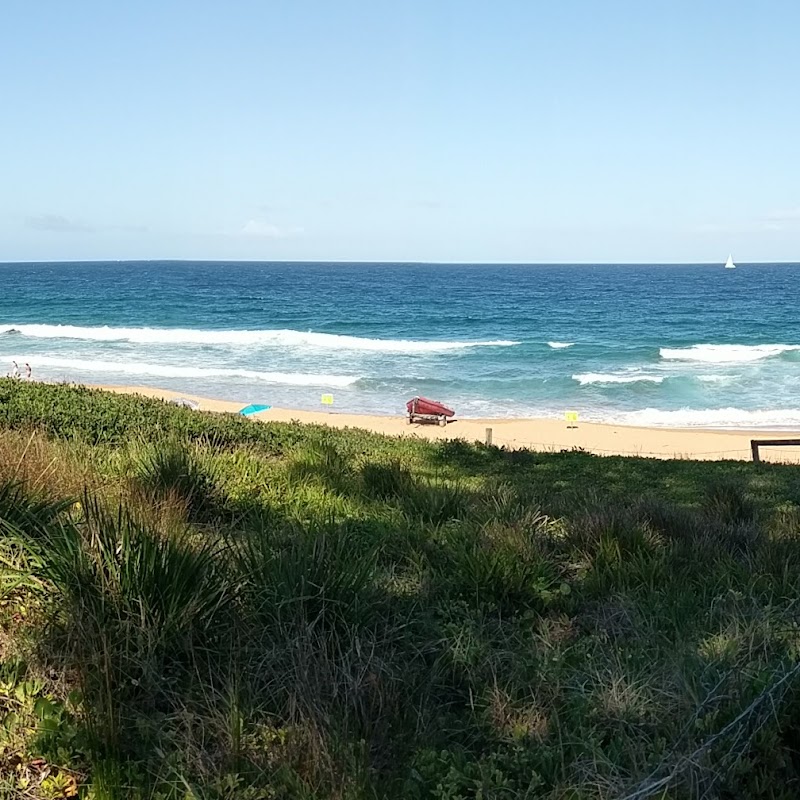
[0,479,72,532]
[361,459,414,501]
[17,496,232,758]
[132,438,220,521]
[289,440,355,496]
[401,478,470,524]
[362,461,470,524]
[0,428,96,500]
[233,520,429,787]
[237,519,381,633]
[433,522,567,613]
[704,476,756,526]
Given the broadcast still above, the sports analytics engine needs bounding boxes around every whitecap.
[660,344,800,364]
[573,372,664,385]
[696,375,735,384]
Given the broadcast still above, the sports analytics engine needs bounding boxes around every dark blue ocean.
[2,261,799,428]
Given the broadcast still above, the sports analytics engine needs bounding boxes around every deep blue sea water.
[2,261,799,428]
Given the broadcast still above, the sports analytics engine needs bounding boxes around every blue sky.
[2,0,799,262]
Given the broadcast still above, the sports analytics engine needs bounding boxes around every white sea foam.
[660,344,800,364]
[547,341,574,349]
[573,372,664,385]
[2,356,359,387]
[0,324,519,353]
[620,407,800,429]
[697,375,735,383]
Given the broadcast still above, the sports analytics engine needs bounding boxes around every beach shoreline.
[91,383,800,463]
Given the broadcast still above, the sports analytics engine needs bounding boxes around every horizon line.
[2,258,798,267]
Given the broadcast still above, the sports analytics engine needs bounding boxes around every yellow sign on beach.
[565,410,579,426]
[321,394,334,405]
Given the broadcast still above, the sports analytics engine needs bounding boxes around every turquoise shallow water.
[1,261,799,427]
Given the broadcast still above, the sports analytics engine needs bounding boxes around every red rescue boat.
[406,396,455,427]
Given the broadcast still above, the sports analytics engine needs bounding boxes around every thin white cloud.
[765,207,800,224]
[23,215,148,234]
[108,223,149,233]
[694,207,800,236]
[25,214,94,233]
[240,220,303,238]
[693,222,729,234]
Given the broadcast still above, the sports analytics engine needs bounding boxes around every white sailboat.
[724,254,736,269]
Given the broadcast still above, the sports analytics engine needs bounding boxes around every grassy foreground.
[2,381,800,798]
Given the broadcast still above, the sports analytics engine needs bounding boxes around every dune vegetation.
[2,380,800,798]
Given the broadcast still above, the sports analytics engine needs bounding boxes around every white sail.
[725,254,736,269]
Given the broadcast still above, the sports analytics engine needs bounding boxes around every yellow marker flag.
[321,394,334,405]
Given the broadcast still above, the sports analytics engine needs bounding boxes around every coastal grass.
[2,380,800,797]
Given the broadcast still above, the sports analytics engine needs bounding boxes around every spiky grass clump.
[0,428,97,505]
[288,440,356,497]
[705,475,757,525]
[237,519,382,633]
[361,459,414,500]
[401,477,470,525]
[13,497,232,766]
[0,479,71,532]
[131,438,220,522]
[362,459,472,524]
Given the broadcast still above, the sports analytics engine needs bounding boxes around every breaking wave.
[3,356,359,387]
[0,324,519,353]
[620,407,800,429]
[660,344,800,364]
[547,341,574,349]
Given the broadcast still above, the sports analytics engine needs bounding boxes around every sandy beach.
[92,384,800,464]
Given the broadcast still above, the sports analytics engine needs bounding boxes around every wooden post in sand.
[485,427,493,446]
